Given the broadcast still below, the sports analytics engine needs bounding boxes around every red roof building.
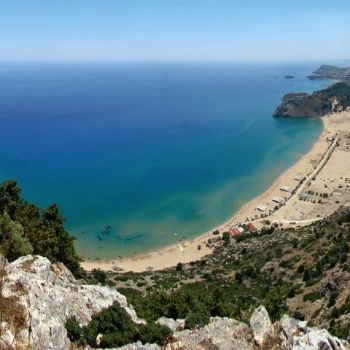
[247,223,257,232]
[229,228,240,236]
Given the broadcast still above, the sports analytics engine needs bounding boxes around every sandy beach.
[81,110,350,273]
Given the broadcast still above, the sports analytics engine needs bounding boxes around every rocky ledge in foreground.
[273,81,350,118]
[121,305,349,350]
[0,254,349,349]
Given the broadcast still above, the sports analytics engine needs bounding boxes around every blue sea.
[0,62,329,259]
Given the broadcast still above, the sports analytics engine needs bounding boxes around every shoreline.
[81,111,350,273]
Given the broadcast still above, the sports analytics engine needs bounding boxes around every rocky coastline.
[273,81,350,118]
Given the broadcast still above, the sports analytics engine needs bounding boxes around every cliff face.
[273,82,350,118]
[0,254,349,349]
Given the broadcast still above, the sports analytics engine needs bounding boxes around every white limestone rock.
[249,305,274,347]
[156,317,185,332]
[171,316,255,350]
[115,341,160,350]
[0,329,16,349]
[280,314,349,350]
[2,255,144,350]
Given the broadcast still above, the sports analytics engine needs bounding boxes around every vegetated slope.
[308,65,350,80]
[0,180,84,278]
[109,207,350,340]
[273,81,350,118]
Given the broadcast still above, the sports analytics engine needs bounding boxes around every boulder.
[249,305,274,347]
[171,316,255,350]
[156,317,185,332]
[280,314,348,350]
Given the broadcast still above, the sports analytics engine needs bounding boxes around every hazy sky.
[1,0,350,62]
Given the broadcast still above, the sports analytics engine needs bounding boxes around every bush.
[303,268,311,282]
[176,262,183,272]
[222,232,230,246]
[297,264,305,273]
[138,323,171,344]
[185,306,211,329]
[89,269,107,285]
[65,317,81,342]
[65,302,172,347]
[328,291,338,308]
[303,292,320,302]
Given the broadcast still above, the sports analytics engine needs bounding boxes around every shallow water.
[0,62,328,258]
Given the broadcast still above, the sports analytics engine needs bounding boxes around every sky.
[0,0,350,62]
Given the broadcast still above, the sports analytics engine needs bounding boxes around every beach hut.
[280,186,291,192]
[256,205,267,212]
[272,196,284,204]
[229,227,240,236]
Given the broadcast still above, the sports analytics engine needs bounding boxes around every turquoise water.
[0,62,328,259]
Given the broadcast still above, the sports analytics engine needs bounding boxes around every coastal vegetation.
[273,81,350,118]
[106,207,350,340]
[0,180,84,278]
[308,64,350,81]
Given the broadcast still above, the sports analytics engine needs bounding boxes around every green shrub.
[65,302,172,347]
[303,292,320,302]
[65,317,81,342]
[138,323,171,344]
[185,306,210,329]
[0,180,84,278]
[328,291,338,308]
[176,262,183,271]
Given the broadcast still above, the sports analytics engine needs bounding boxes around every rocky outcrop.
[280,314,348,350]
[156,317,185,332]
[0,255,144,350]
[273,82,350,118]
[170,316,255,350]
[116,307,350,350]
[1,254,349,350]
[250,305,274,347]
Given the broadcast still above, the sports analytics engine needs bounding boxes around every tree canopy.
[0,180,84,278]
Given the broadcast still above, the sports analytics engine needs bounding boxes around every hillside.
[0,254,349,349]
[110,206,350,342]
[1,187,350,348]
[273,82,350,118]
[308,65,350,81]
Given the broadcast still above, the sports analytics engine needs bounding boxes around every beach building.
[272,196,284,204]
[280,186,291,192]
[229,227,240,236]
[256,205,267,212]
